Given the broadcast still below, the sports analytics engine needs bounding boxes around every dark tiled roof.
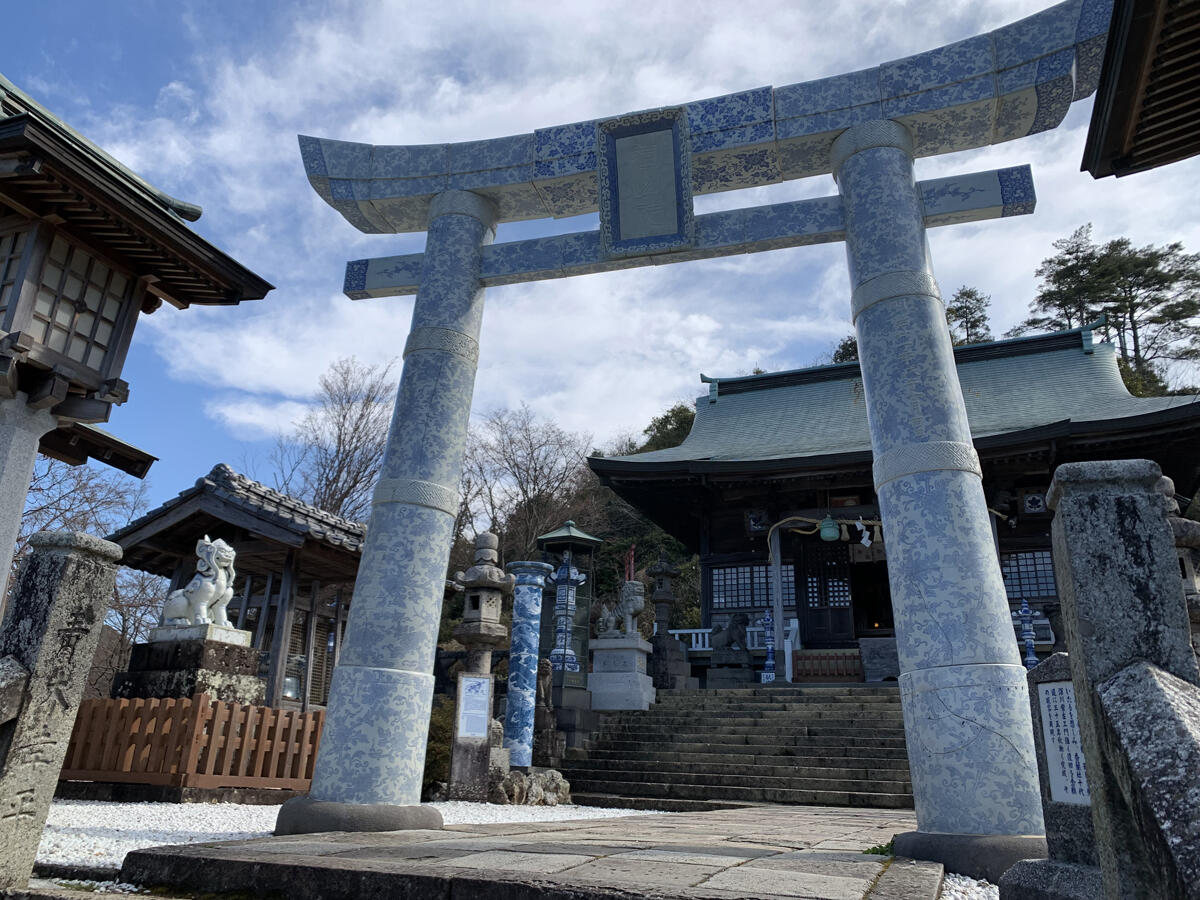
[109,463,365,553]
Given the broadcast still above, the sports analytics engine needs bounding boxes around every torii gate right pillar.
[833,120,1046,877]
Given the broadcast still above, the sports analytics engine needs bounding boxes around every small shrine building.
[108,464,364,709]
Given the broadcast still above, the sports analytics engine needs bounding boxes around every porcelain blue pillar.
[503,560,553,768]
[277,189,498,835]
[832,121,1044,868]
[548,550,585,674]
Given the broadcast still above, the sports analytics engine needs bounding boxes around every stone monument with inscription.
[0,531,122,890]
[1000,652,1098,900]
[282,4,1111,872]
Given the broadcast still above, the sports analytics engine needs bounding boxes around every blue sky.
[7,1,1200,511]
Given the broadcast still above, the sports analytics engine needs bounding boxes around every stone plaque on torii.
[277,0,1112,875]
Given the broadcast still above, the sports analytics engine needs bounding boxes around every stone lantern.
[453,532,514,675]
[448,532,514,800]
[0,74,271,591]
[535,520,603,751]
[647,555,697,690]
[648,555,680,636]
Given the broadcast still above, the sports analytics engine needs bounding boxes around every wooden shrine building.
[109,464,364,709]
[591,324,1200,676]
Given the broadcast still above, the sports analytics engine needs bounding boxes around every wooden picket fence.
[60,694,324,790]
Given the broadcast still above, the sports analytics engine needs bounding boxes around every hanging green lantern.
[819,514,840,542]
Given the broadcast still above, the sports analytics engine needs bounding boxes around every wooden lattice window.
[1000,550,1057,602]
[0,228,28,324]
[33,234,131,370]
[711,564,795,609]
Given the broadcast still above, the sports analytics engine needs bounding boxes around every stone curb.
[864,856,944,899]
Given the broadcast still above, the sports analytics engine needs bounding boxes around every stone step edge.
[568,752,911,768]
[560,770,914,793]
[569,792,760,813]
[567,780,914,806]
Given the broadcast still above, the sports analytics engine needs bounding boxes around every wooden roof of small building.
[1082,0,1200,178]
[110,463,365,583]
[0,73,273,308]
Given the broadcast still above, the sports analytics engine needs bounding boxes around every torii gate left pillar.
[277,189,497,835]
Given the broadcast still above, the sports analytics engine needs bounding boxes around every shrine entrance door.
[795,539,856,647]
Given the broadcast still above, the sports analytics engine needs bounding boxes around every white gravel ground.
[941,871,1000,900]
[37,800,665,872]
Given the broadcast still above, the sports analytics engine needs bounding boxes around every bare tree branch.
[269,357,397,521]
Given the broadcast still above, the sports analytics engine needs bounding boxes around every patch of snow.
[38,800,665,871]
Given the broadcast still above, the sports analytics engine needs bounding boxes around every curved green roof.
[536,519,603,549]
[598,327,1200,470]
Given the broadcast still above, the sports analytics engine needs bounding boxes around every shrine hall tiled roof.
[593,325,1200,473]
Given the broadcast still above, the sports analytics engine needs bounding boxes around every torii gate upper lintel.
[278,0,1113,876]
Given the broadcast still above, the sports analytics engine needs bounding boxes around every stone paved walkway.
[117,804,943,899]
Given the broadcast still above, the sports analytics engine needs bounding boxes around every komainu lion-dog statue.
[161,536,237,627]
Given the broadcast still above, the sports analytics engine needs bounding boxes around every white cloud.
[40,0,1200,454]
[203,395,311,441]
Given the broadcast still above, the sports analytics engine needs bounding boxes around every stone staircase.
[562,684,913,812]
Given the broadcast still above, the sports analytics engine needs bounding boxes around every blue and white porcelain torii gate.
[277,0,1111,871]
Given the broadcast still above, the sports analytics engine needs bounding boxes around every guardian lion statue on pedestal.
[161,536,237,627]
[597,581,645,638]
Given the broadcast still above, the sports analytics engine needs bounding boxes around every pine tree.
[1010,224,1200,396]
[946,286,993,345]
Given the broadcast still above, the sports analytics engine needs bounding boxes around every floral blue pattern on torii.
[344,166,1035,298]
[298,0,1109,234]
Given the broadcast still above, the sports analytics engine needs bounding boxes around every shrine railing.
[667,627,769,651]
[60,693,323,791]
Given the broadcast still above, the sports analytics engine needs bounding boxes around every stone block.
[711,648,752,667]
[706,666,755,689]
[1095,661,1200,899]
[127,638,260,676]
[0,531,122,890]
[999,858,1103,900]
[590,636,654,710]
[859,637,900,682]
[147,623,252,647]
[588,671,655,711]
[447,739,491,802]
[1047,459,1199,687]
[592,648,647,674]
[112,668,265,705]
